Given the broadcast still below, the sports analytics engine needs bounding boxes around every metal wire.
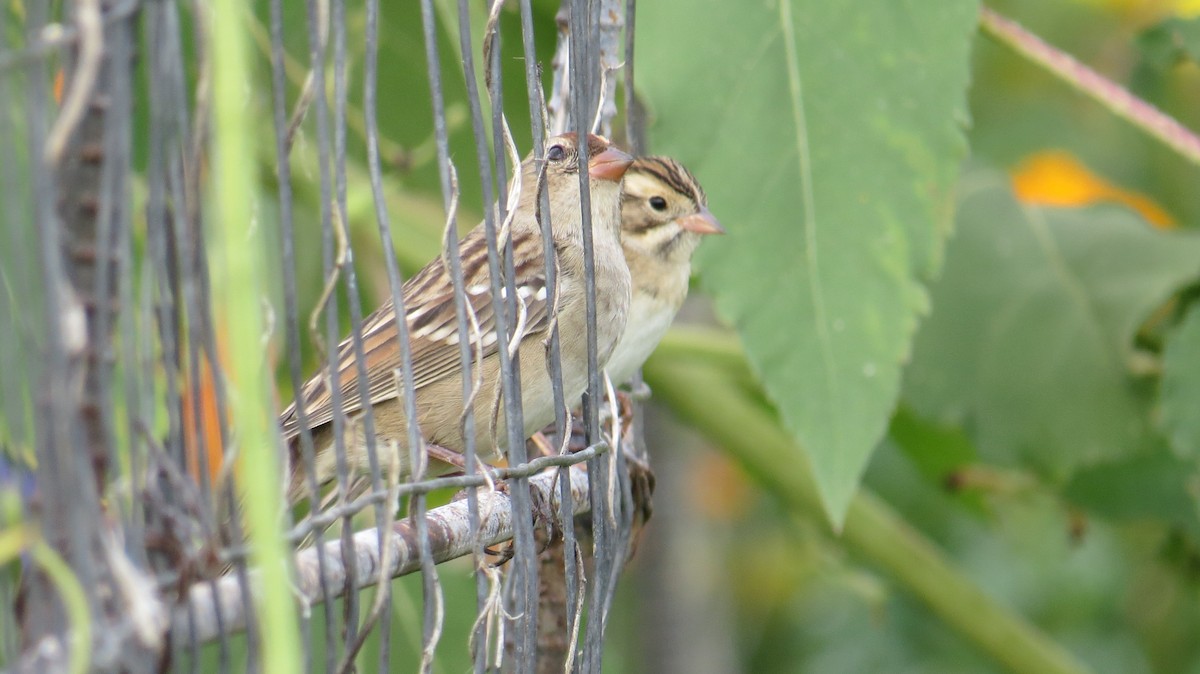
[0,0,643,670]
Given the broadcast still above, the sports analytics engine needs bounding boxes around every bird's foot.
[424,442,467,472]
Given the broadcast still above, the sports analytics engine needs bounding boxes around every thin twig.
[980,7,1200,166]
[283,0,329,154]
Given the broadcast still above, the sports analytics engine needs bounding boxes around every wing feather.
[278,227,554,440]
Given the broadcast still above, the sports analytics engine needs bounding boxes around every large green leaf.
[637,1,979,524]
[904,171,1200,476]
[1161,302,1200,459]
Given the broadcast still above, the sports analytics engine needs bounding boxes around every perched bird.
[604,156,723,386]
[279,133,633,503]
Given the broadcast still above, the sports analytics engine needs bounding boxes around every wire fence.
[0,0,648,671]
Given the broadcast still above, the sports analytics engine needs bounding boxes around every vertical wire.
[185,599,200,674]
[90,7,161,670]
[165,107,197,551]
[301,0,360,657]
[587,2,621,662]
[149,1,186,488]
[116,104,144,581]
[105,9,158,666]
[100,0,134,540]
[168,6,226,625]
[144,16,190,630]
[27,0,96,643]
[110,87,151,665]
[267,0,334,667]
[360,2,403,671]
[359,1,447,669]
[164,2,250,662]
[328,0,367,657]
[622,0,640,155]
[415,2,486,669]
[516,0,582,653]
[87,2,128,539]
[601,0,640,629]
[566,0,617,668]
[142,0,175,539]
[324,0,417,662]
[594,0,639,640]
[146,18,220,670]
[483,5,540,669]
[451,4,515,667]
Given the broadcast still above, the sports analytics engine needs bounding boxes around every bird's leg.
[484,544,515,566]
[436,446,522,563]
[624,449,656,527]
[424,442,467,472]
[528,431,557,458]
[483,479,559,566]
[613,387,655,557]
[615,390,636,438]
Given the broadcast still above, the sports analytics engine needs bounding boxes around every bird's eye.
[649,196,668,211]
[547,144,566,162]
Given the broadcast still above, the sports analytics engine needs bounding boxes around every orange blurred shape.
[687,452,753,520]
[1011,150,1176,228]
[182,348,228,488]
[54,69,64,104]
[182,326,282,489]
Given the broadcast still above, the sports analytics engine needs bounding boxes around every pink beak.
[588,147,635,182]
[676,207,724,235]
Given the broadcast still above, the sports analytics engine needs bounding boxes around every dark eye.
[547,144,566,162]
[649,196,668,211]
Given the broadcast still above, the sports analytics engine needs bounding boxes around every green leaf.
[888,406,988,515]
[1137,17,1200,71]
[1064,447,1200,536]
[636,1,980,525]
[1162,303,1200,459]
[904,170,1200,476]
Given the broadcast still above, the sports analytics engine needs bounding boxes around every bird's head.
[619,156,723,268]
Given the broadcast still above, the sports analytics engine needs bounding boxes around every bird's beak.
[587,147,634,182]
[676,207,725,235]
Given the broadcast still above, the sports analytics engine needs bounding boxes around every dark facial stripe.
[630,156,706,205]
[656,229,687,258]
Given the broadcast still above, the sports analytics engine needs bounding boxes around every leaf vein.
[1023,204,1121,371]
[778,0,839,446]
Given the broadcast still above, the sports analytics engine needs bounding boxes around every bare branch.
[175,466,593,644]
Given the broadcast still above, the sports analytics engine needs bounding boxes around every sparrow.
[604,156,723,386]
[278,133,634,504]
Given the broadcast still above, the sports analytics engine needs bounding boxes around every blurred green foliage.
[634,1,1200,673]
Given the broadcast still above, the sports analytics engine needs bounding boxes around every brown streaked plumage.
[279,133,633,504]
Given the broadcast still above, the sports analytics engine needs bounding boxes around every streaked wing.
[279,227,553,440]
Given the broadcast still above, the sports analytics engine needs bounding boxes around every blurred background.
[628,1,1200,673]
